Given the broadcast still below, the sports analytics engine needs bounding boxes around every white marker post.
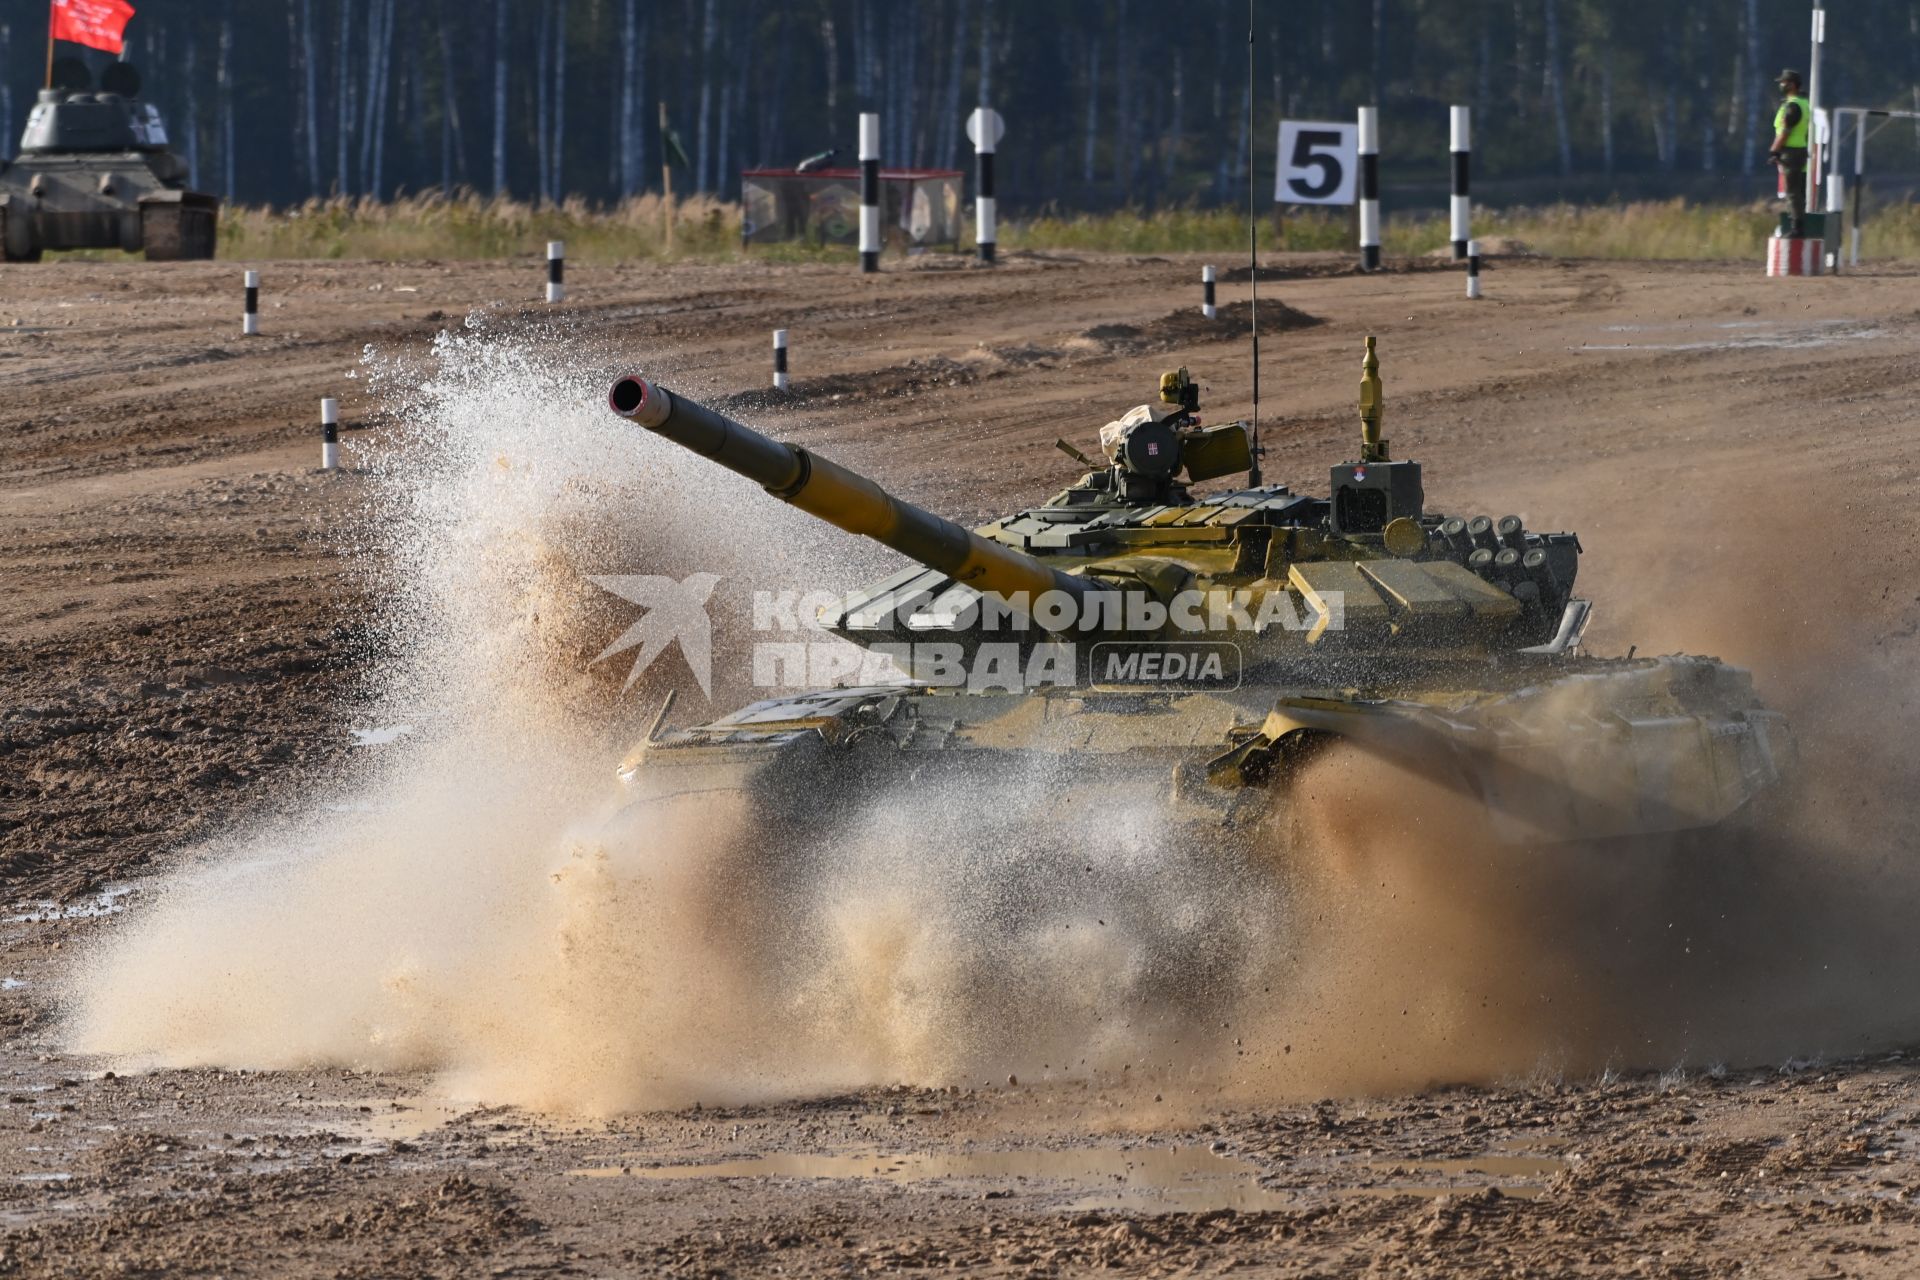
[320,398,340,472]
[546,241,565,303]
[1201,264,1217,319]
[1807,5,1826,217]
[1466,240,1482,299]
[772,328,790,392]
[1851,112,1866,266]
[242,270,260,335]
[968,107,1004,264]
[859,112,881,273]
[1449,106,1471,260]
[1358,106,1381,272]
[1822,117,1843,271]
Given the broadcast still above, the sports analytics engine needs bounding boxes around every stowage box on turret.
[0,59,218,262]
[602,341,1791,857]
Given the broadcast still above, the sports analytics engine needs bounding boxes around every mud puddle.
[573,1146,1290,1213]
[347,723,415,748]
[1574,318,1888,352]
[290,1096,485,1145]
[574,1143,1570,1213]
[5,886,134,924]
[1345,1153,1569,1200]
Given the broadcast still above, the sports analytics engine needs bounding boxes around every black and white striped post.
[1201,265,1217,319]
[773,328,790,392]
[320,397,340,472]
[1358,106,1381,272]
[969,107,1001,264]
[1449,106,1471,260]
[545,241,565,303]
[242,270,260,336]
[1466,240,1482,300]
[859,112,881,273]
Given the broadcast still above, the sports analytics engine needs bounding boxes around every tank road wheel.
[141,202,218,262]
[0,209,41,263]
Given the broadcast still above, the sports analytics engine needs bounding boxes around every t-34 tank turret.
[0,59,218,262]
[602,340,1790,855]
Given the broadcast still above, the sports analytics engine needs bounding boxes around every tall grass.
[1389,199,1920,260]
[217,190,759,262]
[203,191,1920,263]
[1010,199,1920,260]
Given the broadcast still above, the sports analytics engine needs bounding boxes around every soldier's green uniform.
[1771,70,1811,235]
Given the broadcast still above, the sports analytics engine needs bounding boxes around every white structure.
[1822,106,1920,269]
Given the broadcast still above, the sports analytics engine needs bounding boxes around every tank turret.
[607,340,1589,684]
[0,61,218,262]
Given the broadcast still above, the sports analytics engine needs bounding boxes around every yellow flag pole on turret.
[1358,335,1388,463]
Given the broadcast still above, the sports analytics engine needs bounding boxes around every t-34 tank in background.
[0,59,218,262]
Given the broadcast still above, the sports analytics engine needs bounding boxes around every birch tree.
[218,16,235,200]
[535,4,550,201]
[491,0,508,194]
[619,0,641,196]
[1543,0,1572,175]
[299,0,319,193]
[183,37,201,188]
[335,0,352,193]
[695,0,716,191]
[0,24,12,153]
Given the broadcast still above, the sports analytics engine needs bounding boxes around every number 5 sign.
[1276,121,1357,205]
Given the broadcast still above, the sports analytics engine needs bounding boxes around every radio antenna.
[1246,4,1263,487]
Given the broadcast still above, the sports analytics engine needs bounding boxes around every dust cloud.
[61,329,1920,1113]
[60,329,1274,1112]
[1223,465,1920,1101]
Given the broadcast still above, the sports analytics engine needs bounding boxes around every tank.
[601,340,1790,857]
[0,60,218,262]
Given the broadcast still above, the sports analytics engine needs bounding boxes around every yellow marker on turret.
[1158,366,1196,410]
[1358,335,1388,463]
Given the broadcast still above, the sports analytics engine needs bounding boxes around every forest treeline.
[1,0,1917,210]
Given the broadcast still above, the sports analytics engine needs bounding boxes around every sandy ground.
[4,248,1920,1276]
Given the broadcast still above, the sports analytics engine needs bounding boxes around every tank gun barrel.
[608,376,1086,602]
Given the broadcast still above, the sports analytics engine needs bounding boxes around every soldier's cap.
[1777,69,1803,85]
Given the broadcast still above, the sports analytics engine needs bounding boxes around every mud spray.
[62,329,1920,1114]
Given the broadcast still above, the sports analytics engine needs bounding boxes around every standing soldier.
[1770,69,1812,236]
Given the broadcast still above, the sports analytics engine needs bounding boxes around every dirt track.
[5,249,1920,1275]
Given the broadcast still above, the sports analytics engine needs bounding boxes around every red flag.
[49,0,136,57]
